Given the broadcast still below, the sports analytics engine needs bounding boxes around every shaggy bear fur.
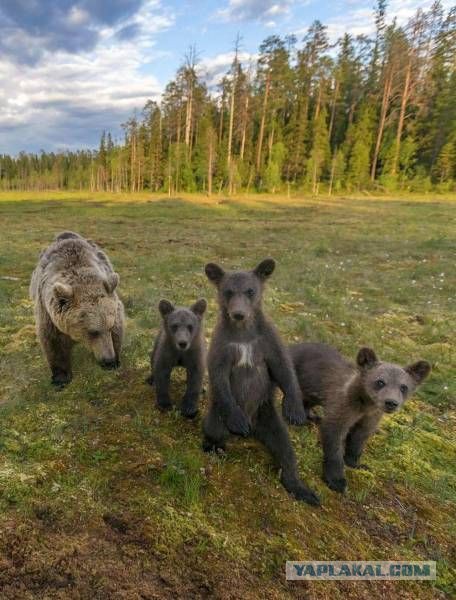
[30,231,125,386]
[147,298,207,418]
[203,259,319,506]
[289,342,431,492]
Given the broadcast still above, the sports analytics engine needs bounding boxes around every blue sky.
[0,0,449,154]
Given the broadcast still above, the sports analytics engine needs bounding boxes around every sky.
[0,0,451,154]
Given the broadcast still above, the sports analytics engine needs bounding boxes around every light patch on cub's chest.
[232,343,254,368]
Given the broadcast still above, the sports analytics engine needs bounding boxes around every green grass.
[0,191,454,598]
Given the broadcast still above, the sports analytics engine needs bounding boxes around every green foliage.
[0,7,455,198]
[264,142,286,192]
[345,105,375,190]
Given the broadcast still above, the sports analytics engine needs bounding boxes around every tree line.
[1,1,455,195]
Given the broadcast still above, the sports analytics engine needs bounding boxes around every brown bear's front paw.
[202,438,226,453]
[181,399,199,419]
[282,476,321,506]
[324,475,347,493]
[156,397,173,412]
[345,458,370,471]
[51,370,72,388]
[225,406,250,436]
[282,399,307,426]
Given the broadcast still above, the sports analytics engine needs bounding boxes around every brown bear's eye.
[245,288,255,298]
[187,325,193,333]
[224,290,234,299]
[375,379,385,389]
[400,384,408,394]
[89,330,101,339]
[171,324,179,333]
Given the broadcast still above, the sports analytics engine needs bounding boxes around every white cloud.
[197,51,257,88]
[321,0,456,43]
[217,0,294,24]
[0,1,174,153]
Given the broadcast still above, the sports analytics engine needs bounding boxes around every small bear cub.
[147,298,207,418]
[289,343,431,493]
[203,259,319,506]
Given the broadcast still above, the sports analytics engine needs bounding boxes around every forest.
[0,1,455,195]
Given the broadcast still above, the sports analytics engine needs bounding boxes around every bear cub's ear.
[205,263,225,285]
[357,347,378,369]
[191,298,207,317]
[405,360,431,384]
[104,272,119,294]
[53,282,73,300]
[159,299,175,318]
[253,258,276,280]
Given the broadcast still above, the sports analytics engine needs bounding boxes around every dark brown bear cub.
[203,259,319,506]
[289,343,431,493]
[147,299,207,418]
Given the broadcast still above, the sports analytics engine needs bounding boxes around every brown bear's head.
[356,347,431,414]
[49,272,120,369]
[205,258,275,327]
[158,298,207,351]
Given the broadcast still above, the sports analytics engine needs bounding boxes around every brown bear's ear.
[405,360,431,384]
[357,347,378,369]
[191,298,207,317]
[205,263,225,285]
[104,272,119,294]
[253,258,275,280]
[159,299,175,318]
[53,282,73,300]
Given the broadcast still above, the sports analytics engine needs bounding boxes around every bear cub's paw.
[282,400,307,426]
[225,406,250,436]
[324,476,347,493]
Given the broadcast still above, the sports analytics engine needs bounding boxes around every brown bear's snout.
[232,311,245,321]
[100,358,118,370]
[227,296,251,323]
[384,399,399,412]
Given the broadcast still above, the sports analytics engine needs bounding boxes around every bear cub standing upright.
[30,231,125,386]
[147,298,207,418]
[289,343,431,493]
[203,259,319,506]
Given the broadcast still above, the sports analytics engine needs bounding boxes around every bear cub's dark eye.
[171,324,179,333]
[245,288,255,298]
[375,379,385,389]
[187,325,193,333]
[224,290,234,299]
[400,384,408,394]
[89,330,101,339]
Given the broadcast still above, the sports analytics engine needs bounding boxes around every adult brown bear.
[30,231,125,386]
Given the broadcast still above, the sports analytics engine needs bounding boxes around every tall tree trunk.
[371,69,393,181]
[328,152,337,196]
[185,81,193,154]
[256,73,270,172]
[218,94,224,145]
[240,94,249,161]
[328,78,339,143]
[227,75,236,170]
[391,58,412,175]
[207,133,213,196]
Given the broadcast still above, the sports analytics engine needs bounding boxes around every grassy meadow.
[0,191,454,599]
